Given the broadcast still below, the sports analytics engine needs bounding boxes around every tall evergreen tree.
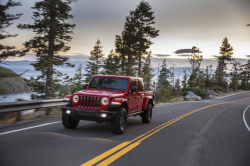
[182,68,188,88]
[229,60,241,91]
[18,0,76,99]
[215,37,233,88]
[73,63,84,91]
[141,51,155,90]
[102,50,120,75]
[188,46,203,87]
[133,1,159,77]
[84,39,104,82]
[115,35,126,76]
[155,59,171,102]
[122,12,138,76]
[0,0,23,63]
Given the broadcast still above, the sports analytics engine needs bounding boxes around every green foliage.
[215,37,234,87]
[115,1,159,77]
[0,66,32,94]
[141,51,155,90]
[229,60,242,91]
[84,39,104,82]
[58,85,70,98]
[0,0,24,63]
[181,87,209,99]
[18,0,76,98]
[155,59,171,102]
[102,50,120,75]
[72,63,84,91]
[187,46,203,88]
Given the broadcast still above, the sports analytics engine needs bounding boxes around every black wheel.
[111,108,127,135]
[62,113,79,129]
[142,104,152,123]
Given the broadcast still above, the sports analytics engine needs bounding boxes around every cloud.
[154,54,171,58]
[176,54,191,57]
[174,49,203,54]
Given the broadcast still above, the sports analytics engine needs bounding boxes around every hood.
[73,90,125,98]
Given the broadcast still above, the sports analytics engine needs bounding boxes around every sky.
[2,0,250,61]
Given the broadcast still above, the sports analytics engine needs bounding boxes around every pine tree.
[215,37,233,88]
[18,0,76,99]
[205,65,214,88]
[155,59,171,102]
[229,60,241,91]
[73,64,84,91]
[84,39,105,82]
[115,35,126,75]
[175,77,181,93]
[187,46,203,87]
[182,68,188,88]
[122,12,138,76]
[0,0,23,63]
[133,1,159,77]
[141,51,155,90]
[102,50,120,75]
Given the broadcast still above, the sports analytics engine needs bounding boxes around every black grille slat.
[78,96,81,106]
[95,97,98,108]
[99,97,102,108]
[88,96,91,107]
[81,96,84,107]
[85,96,88,107]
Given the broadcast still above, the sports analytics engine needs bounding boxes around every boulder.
[185,95,191,100]
[196,96,202,101]
[209,95,213,99]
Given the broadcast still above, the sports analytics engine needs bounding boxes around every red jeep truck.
[62,75,155,134]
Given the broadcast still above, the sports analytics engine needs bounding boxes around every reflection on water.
[0,92,38,103]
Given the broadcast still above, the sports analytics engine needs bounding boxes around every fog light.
[100,113,107,118]
[66,110,71,114]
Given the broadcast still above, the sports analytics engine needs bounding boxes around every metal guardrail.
[0,99,66,114]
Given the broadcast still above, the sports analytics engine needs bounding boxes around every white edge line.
[243,105,250,132]
[217,92,250,100]
[0,121,61,136]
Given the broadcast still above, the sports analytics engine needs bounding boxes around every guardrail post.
[45,107,51,115]
[16,112,22,121]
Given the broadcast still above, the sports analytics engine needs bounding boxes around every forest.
[0,0,250,102]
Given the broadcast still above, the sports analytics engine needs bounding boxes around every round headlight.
[73,95,79,103]
[101,97,109,105]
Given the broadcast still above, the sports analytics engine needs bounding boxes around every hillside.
[0,66,32,94]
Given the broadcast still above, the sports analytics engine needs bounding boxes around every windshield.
[89,77,129,90]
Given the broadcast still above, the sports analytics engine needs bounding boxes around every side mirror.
[131,86,137,93]
[84,84,88,89]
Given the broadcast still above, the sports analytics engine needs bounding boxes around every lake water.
[0,92,37,103]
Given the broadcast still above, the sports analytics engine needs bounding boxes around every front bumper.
[62,107,116,122]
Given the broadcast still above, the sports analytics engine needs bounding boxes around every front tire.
[62,113,79,129]
[111,108,127,135]
[142,104,152,123]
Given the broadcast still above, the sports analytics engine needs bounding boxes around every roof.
[93,75,142,80]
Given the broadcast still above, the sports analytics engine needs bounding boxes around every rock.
[185,95,191,100]
[196,96,202,101]
[176,97,184,102]
[209,95,213,99]
[187,91,198,99]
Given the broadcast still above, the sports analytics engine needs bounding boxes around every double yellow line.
[81,97,250,166]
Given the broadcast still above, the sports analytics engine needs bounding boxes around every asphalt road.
[0,93,250,166]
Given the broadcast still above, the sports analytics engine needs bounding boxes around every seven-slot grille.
[78,96,102,109]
